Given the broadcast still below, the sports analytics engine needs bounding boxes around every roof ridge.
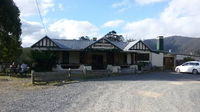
[52,39,95,41]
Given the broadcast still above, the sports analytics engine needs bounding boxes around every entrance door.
[164,57,174,70]
[92,55,104,70]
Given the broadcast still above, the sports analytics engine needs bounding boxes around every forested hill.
[143,36,200,55]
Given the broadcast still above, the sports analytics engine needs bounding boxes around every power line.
[34,0,47,35]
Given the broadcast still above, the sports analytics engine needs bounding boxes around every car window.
[189,63,199,66]
[182,63,189,66]
[194,63,199,66]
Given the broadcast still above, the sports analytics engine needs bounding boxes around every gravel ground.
[1,72,200,112]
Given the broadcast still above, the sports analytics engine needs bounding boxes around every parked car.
[175,61,200,74]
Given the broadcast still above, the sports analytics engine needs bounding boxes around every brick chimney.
[157,36,164,51]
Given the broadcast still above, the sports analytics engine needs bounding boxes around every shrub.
[137,62,149,70]
[183,57,195,62]
[31,50,58,72]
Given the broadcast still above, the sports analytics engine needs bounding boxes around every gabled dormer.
[31,36,59,48]
[84,38,123,51]
[124,40,152,51]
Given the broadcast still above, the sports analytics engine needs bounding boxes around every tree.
[0,0,22,63]
[126,39,136,42]
[31,50,58,72]
[104,30,124,42]
[79,36,90,40]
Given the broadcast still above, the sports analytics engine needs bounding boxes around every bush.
[31,50,58,72]
[183,57,195,62]
[18,48,33,66]
[137,62,149,70]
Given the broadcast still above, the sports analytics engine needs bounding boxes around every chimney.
[93,37,97,41]
[157,36,164,51]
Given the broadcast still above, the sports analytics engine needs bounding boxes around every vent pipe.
[157,36,164,51]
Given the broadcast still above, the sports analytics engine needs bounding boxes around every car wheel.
[176,68,180,73]
[192,69,198,75]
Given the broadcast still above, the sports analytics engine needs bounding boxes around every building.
[31,35,200,71]
[31,35,153,71]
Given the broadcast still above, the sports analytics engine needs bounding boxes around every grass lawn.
[0,75,50,94]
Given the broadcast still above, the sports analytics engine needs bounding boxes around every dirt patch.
[0,79,9,82]
[169,82,185,85]
[0,76,50,94]
[136,90,162,98]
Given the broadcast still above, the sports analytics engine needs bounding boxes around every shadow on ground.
[84,72,200,82]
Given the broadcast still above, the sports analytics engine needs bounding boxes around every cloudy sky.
[13,0,200,47]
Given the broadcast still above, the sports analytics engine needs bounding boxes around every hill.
[143,36,200,55]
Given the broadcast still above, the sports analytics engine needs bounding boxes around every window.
[182,63,189,66]
[62,52,69,64]
[135,53,149,61]
[190,63,199,66]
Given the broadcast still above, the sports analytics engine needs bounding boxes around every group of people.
[9,62,29,75]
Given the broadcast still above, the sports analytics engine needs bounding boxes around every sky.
[13,0,200,47]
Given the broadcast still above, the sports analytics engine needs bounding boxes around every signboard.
[91,39,115,49]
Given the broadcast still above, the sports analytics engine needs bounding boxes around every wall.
[127,53,131,65]
[176,54,200,61]
[69,52,80,64]
[194,56,200,60]
[151,52,164,67]
[176,55,188,60]
[58,52,63,64]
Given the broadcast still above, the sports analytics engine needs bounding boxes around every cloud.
[123,0,200,39]
[20,20,46,47]
[112,0,166,13]
[13,0,55,17]
[112,0,129,8]
[58,3,64,11]
[48,19,99,39]
[112,0,132,13]
[20,19,99,47]
[124,19,164,39]
[102,20,125,28]
[135,0,167,5]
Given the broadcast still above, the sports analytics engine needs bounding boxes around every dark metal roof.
[31,36,152,52]
[106,39,129,50]
[52,39,95,50]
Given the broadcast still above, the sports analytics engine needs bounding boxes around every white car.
[175,61,200,74]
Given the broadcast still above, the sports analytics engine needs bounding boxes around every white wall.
[176,55,188,60]
[127,53,131,65]
[58,52,63,64]
[176,55,200,61]
[151,52,164,67]
[69,52,80,64]
[194,56,200,60]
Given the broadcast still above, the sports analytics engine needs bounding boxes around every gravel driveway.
[1,72,200,112]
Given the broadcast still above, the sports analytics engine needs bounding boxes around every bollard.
[31,70,35,85]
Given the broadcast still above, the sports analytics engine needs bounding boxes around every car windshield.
[182,63,189,66]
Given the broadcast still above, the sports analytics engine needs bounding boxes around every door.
[92,55,104,70]
[164,57,174,70]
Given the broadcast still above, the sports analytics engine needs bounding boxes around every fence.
[31,69,85,84]
[31,68,137,84]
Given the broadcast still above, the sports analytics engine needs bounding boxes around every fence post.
[82,66,86,78]
[31,70,35,85]
[68,68,71,79]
